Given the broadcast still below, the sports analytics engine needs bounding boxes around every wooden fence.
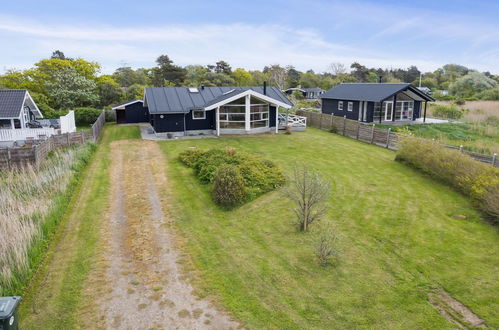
[297,110,499,168]
[0,111,105,170]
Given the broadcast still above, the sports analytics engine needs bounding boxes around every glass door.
[384,102,393,121]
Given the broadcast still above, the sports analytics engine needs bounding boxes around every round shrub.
[211,164,247,207]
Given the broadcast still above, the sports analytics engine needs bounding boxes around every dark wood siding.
[322,99,359,120]
[269,106,276,127]
[153,113,184,133]
[119,102,149,123]
[185,110,215,130]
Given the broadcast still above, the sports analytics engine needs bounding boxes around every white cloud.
[0,13,496,75]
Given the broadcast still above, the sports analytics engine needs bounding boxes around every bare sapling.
[315,227,338,266]
[286,164,331,231]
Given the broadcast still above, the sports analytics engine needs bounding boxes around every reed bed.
[0,143,95,295]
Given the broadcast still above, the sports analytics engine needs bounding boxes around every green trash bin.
[0,296,21,330]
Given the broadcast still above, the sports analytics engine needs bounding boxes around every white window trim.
[192,109,206,120]
[347,102,353,112]
[338,101,343,111]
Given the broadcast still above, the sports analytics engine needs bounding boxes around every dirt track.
[96,140,239,329]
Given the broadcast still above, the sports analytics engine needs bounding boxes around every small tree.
[286,165,331,231]
[212,164,247,207]
[315,228,338,266]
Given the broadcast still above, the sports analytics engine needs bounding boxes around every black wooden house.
[113,85,293,137]
[320,83,434,123]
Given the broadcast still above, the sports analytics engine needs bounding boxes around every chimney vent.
[263,81,267,95]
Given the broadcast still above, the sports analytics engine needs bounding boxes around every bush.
[179,148,207,167]
[476,88,499,100]
[211,164,248,207]
[73,107,102,125]
[431,104,465,119]
[179,147,285,205]
[395,137,499,221]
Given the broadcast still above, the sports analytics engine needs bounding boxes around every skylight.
[188,87,199,93]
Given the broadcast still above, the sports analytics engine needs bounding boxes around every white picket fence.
[0,128,56,141]
[60,110,76,134]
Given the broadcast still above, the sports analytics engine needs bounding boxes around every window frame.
[192,109,206,120]
[338,101,344,111]
[347,102,353,112]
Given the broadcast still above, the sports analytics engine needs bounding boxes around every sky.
[1,0,498,75]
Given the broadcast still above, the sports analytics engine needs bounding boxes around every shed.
[111,100,148,124]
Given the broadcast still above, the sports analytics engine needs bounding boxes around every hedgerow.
[179,147,286,206]
[395,137,499,221]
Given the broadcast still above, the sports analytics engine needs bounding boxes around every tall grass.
[434,100,499,122]
[0,143,95,295]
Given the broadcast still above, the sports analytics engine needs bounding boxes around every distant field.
[410,101,499,154]
[160,128,499,329]
[434,100,499,122]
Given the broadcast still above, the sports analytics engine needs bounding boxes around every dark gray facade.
[321,83,434,123]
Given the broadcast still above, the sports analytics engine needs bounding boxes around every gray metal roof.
[283,87,324,93]
[302,88,324,93]
[111,99,143,109]
[320,83,434,102]
[0,89,27,118]
[144,86,293,114]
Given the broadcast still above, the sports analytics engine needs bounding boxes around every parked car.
[38,119,61,129]
[26,120,43,128]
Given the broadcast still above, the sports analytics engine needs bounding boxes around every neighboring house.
[116,85,293,136]
[111,100,148,124]
[320,83,435,123]
[0,89,76,145]
[417,87,432,96]
[283,87,325,99]
[0,90,43,129]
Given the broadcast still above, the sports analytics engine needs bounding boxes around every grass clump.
[395,137,499,221]
[179,147,285,205]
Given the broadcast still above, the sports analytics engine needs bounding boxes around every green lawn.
[159,128,499,329]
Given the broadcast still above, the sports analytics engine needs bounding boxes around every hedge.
[395,137,499,221]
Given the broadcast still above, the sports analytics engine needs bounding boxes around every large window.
[338,101,343,111]
[250,103,269,129]
[373,101,413,121]
[399,101,414,120]
[219,97,269,130]
[219,97,246,129]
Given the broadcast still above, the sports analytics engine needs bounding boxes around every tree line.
[1,51,498,117]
